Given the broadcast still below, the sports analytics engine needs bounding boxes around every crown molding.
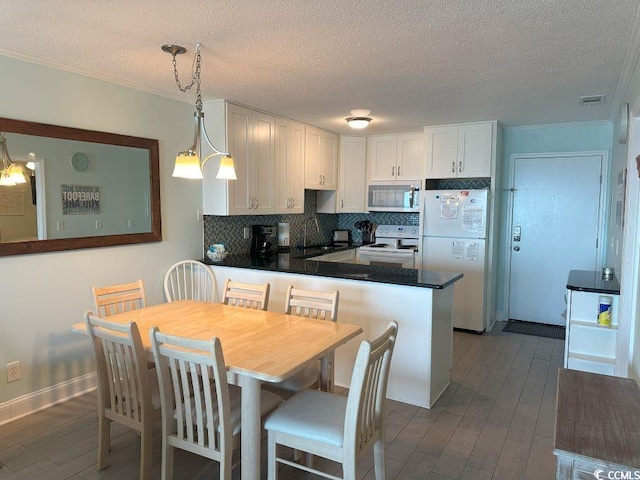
[609,4,640,120]
[0,47,190,104]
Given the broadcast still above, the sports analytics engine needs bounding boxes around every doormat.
[502,319,565,340]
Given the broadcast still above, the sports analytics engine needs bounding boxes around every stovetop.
[360,243,418,252]
[359,225,419,253]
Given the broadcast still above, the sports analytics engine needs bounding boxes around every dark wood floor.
[0,322,563,480]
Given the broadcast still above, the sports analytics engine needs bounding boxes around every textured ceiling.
[0,0,638,134]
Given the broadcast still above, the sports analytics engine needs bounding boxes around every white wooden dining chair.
[92,279,146,317]
[164,260,216,302]
[270,286,340,393]
[150,327,283,480]
[221,279,270,310]
[84,311,160,480]
[264,321,398,480]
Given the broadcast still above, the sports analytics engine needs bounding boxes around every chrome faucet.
[302,217,320,247]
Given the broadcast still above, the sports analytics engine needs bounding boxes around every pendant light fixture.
[162,43,236,180]
[0,133,27,186]
[346,109,372,129]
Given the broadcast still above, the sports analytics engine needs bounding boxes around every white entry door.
[508,153,605,325]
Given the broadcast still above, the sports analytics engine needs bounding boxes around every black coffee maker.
[251,225,276,257]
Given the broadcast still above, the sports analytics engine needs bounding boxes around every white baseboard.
[0,372,96,426]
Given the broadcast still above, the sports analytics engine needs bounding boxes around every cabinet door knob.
[392,166,395,177]
[451,162,455,173]
[458,161,462,173]
[397,166,400,177]
[341,199,344,208]
[513,246,520,251]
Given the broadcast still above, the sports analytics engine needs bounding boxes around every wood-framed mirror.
[0,117,161,256]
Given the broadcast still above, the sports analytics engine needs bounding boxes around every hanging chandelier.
[0,133,27,186]
[162,43,236,180]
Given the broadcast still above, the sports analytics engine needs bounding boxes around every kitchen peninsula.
[205,253,463,408]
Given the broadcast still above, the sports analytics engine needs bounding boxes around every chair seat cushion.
[270,363,321,393]
[176,384,283,435]
[264,390,346,447]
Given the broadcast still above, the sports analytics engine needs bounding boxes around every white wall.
[0,55,204,409]
[612,47,640,381]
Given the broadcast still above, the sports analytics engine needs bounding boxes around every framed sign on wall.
[61,185,100,214]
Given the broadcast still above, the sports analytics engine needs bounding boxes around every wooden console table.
[554,368,640,479]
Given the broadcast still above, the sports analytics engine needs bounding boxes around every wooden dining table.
[71,299,362,480]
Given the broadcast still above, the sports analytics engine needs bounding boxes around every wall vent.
[579,94,606,106]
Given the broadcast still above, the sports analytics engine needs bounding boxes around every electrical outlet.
[127,219,134,228]
[243,226,250,239]
[95,220,102,229]
[196,208,203,222]
[7,361,21,383]
[56,221,64,231]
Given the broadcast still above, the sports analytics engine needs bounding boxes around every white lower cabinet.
[565,289,619,376]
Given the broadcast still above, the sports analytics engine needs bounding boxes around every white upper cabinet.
[318,135,367,214]
[339,136,367,212]
[275,118,304,214]
[396,132,424,180]
[202,101,275,215]
[367,135,396,181]
[425,122,493,179]
[305,125,338,190]
[367,132,424,182]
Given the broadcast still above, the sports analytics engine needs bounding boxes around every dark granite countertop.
[203,252,463,289]
[566,270,620,295]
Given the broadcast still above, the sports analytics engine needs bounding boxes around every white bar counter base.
[209,264,456,408]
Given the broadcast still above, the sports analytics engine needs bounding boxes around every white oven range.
[357,225,419,269]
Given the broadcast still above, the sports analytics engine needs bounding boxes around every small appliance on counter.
[251,224,276,258]
[332,229,352,247]
[277,222,290,252]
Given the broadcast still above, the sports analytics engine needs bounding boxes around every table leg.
[240,375,261,480]
[320,353,333,392]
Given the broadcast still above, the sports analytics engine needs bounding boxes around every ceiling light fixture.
[346,109,372,129]
[162,43,236,180]
[0,133,27,186]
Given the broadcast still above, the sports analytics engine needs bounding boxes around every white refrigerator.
[420,189,489,332]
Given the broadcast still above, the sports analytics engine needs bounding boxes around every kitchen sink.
[303,245,336,252]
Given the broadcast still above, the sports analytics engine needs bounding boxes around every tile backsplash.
[203,191,419,256]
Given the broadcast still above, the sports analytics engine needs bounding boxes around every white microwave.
[367,183,421,212]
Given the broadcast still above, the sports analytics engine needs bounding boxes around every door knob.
[514,246,520,251]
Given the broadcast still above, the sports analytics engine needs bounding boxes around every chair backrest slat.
[222,279,270,310]
[85,312,152,425]
[344,321,398,457]
[92,280,146,317]
[151,328,233,456]
[285,286,339,321]
[164,260,216,302]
